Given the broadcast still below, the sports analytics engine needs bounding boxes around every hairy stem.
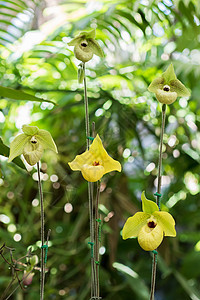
[37,162,45,300]
[83,63,96,298]
[149,104,166,300]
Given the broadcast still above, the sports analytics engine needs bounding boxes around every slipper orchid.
[122,191,176,251]
[148,63,190,104]
[68,134,121,182]
[8,125,58,166]
[68,29,104,62]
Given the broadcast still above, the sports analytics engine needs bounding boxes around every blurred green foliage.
[0,0,200,299]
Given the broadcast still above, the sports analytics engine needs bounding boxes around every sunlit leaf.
[0,86,56,105]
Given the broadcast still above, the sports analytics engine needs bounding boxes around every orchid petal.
[68,37,82,46]
[138,223,164,251]
[68,29,96,46]
[141,191,159,214]
[90,134,121,174]
[153,211,176,237]
[148,77,164,93]
[74,44,94,62]
[162,63,177,82]
[81,164,105,182]
[122,212,149,239]
[88,39,104,57]
[36,129,58,153]
[23,142,43,166]
[85,29,96,39]
[69,134,121,182]
[8,134,29,162]
[155,89,177,104]
[68,151,94,171]
[22,125,39,136]
[169,79,190,97]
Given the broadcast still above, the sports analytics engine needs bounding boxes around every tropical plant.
[0,0,200,299]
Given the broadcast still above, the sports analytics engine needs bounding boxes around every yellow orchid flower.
[122,191,176,251]
[68,134,121,182]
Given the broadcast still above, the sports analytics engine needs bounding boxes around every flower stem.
[83,63,96,298]
[156,104,166,206]
[37,162,45,300]
[149,104,166,300]
[94,181,101,298]
[83,63,90,151]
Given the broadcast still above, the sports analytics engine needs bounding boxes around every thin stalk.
[94,181,101,298]
[149,104,166,300]
[156,104,166,206]
[37,162,45,300]
[83,63,90,151]
[150,253,157,300]
[1,278,16,300]
[83,63,96,298]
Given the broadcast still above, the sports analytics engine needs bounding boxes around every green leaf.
[0,86,56,105]
[29,255,39,267]
[174,271,200,299]
[141,191,159,214]
[113,262,149,299]
[0,4,21,14]
[1,0,27,10]
[0,138,26,170]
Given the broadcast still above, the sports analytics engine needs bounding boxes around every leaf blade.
[0,138,26,170]
[0,86,56,105]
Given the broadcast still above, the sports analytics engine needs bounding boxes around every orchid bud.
[23,271,35,286]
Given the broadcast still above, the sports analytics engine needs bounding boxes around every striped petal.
[8,134,29,162]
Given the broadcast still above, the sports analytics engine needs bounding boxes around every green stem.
[37,162,45,300]
[156,104,166,206]
[83,63,90,151]
[149,104,166,300]
[83,63,96,298]
[94,181,101,298]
